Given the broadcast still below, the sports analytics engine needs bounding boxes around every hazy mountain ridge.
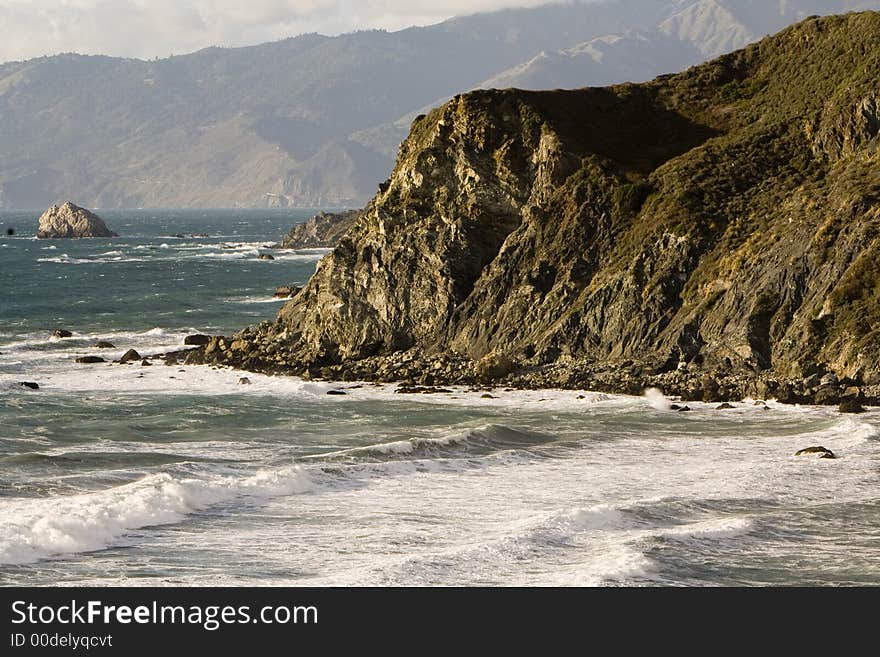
[1,0,878,209]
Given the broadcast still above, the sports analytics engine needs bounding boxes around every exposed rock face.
[37,202,118,238]
[187,13,880,405]
[279,210,360,249]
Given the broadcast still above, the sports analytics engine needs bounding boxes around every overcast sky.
[0,0,569,64]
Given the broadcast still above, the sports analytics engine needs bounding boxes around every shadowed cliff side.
[186,12,880,405]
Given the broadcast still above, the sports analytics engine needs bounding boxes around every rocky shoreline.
[165,323,878,412]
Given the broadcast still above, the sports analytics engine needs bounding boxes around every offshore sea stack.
[189,13,880,404]
[37,201,118,238]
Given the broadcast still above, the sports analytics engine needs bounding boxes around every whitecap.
[0,465,315,565]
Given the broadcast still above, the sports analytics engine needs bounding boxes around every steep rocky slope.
[189,12,880,404]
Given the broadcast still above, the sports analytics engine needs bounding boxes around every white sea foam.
[656,516,755,541]
[0,466,315,565]
[643,387,671,411]
[317,425,554,461]
[227,296,289,304]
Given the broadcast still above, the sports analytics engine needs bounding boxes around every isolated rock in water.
[53,329,73,338]
[326,389,347,395]
[18,382,40,390]
[795,446,836,459]
[119,349,141,363]
[239,377,251,385]
[95,341,116,349]
[258,253,275,260]
[75,356,105,364]
[280,210,360,249]
[184,334,212,346]
[37,202,118,238]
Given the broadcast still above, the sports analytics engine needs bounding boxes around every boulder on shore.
[184,334,212,346]
[37,202,118,238]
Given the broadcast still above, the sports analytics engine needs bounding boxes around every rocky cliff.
[36,202,118,238]
[188,12,880,405]
[279,210,361,249]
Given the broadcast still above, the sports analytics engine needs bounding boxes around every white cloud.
[0,0,566,63]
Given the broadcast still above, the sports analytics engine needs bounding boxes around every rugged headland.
[277,210,361,249]
[183,13,880,407]
[36,202,118,238]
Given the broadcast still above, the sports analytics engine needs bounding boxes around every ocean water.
[1,210,879,586]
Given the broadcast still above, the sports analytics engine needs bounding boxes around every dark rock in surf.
[75,356,105,364]
[326,389,346,395]
[53,329,73,338]
[184,334,212,346]
[716,402,735,409]
[795,446,836,459]
[141,359,152,366]
[18,382,40,390]
[258,253,275,260]
[119,349,141,363]
[95,341,116,349]
[239,377,251,385]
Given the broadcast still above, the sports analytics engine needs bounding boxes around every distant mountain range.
[1,0,877,209]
